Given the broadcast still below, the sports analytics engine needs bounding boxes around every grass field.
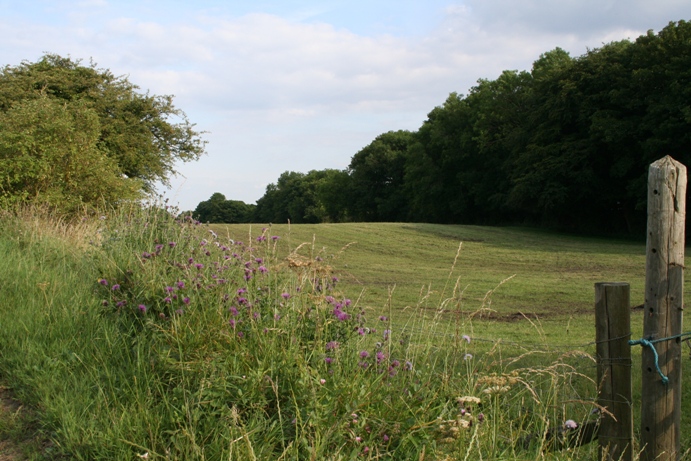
[0,210,688,460]
[213,222,651,341]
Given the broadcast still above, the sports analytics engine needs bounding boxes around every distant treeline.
[193,20,691,236]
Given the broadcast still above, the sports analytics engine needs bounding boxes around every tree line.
[202,20,687,235]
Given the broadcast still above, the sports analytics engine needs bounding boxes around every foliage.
[235,21,691,236]
[0,54,205,212]
[193,192,255,223]
[0,209,660,460]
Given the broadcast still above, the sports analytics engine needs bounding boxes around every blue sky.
[1,1,688,211]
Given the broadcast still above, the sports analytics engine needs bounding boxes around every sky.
[1,1,688,211]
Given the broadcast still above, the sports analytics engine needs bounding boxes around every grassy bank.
[0,210,687,459]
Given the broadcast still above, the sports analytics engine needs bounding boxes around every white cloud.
[0,1,688,210]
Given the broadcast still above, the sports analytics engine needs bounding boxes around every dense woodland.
[195,20,691,236]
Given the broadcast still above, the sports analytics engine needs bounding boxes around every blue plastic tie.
[628,338,669,384]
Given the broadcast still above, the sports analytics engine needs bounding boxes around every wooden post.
[595,282,633,461]
[640,156,686,461]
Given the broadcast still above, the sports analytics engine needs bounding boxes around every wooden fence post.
[640,156,686,461]
[595,282,633,461]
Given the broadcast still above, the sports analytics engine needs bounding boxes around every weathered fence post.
[595,282,633,461]
[640,156,686,461]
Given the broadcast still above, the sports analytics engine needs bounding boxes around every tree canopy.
[200,20,691,236]
[0,54,206,212]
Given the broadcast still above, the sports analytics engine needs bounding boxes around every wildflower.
[332,276,339,283]
[391,360,400,368]
[319,378,326,385]
[258,265,268,273]
[116,301,127,308]
[188,257,194,264]
[155,244,164,253]
[325,357,334,364]
[326,341,339,351]
[271,235,280,241]
[255,257,263,264]
[477,413,485,423]
[168,241,177,248]
[564,420,578,430]
[111,284,120,291]
[383,329,391,340]
[464,353,473,360]
[238,297,247,305]
[344,299,352,306]
[274,314,281,321]
[99,278,108,286]
[138,304,147,313]
[281,292,291,300]
[358,328,366,336]
[175,309,184,315]
[164,297,172,304]
[355,437,362,443]
[462,334,471,343]
[229,306,238,316]
[359,361,369,369]
[195,263,204,270]
[237,288,247,295]
[238,331,244,338]
[183,297,190,305]
[177,281,185,289]
[379,316,388,321]
[457,396,481,406]
[229,319,236,328]
[382,434,389,442]
[404,361,413,371]
[359,350,370,359]
[363,447,369,454]
[376,351,386,364]
[142,252,152,259]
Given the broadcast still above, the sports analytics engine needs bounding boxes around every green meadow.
[0,209,689,460]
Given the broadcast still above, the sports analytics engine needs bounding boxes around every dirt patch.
[0,386,49,461]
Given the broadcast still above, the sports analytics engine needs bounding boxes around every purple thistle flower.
[358,361,369,369]
[477,413,485,423]
[99,279,108,286]
[183,297,190,305]
[229,306,238,316]
[229,319,236,328]
[164,297,172,304]
[116,300,127,308]
[382,434,389,442]
[271,235,280,241]
[238,297,247,305]
[237,331,244,338]
[344,299,352,307]
[376,351,386,364]
[404,361,413,371]
[177,281,185,289]
[379,316,388,321]
[258,265,268,273]
[359,350,370,359]
[155,244,164,253]
[188,257,194,264]
[281,292,291,300]
[391,360,400,368]
[195,263,204,270]
[175,309,184,315]
[237,288,247,295]
[326,341,339,351]
[325,357,334,364]
[168,242,176,248]
[111,284,120,291]
[165,286,174,293]
[138,304,147,313]
[255,258,263,264]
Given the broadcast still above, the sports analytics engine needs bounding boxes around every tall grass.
[0,207,630,459]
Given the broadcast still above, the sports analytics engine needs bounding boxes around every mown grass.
[0,210,687,460]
